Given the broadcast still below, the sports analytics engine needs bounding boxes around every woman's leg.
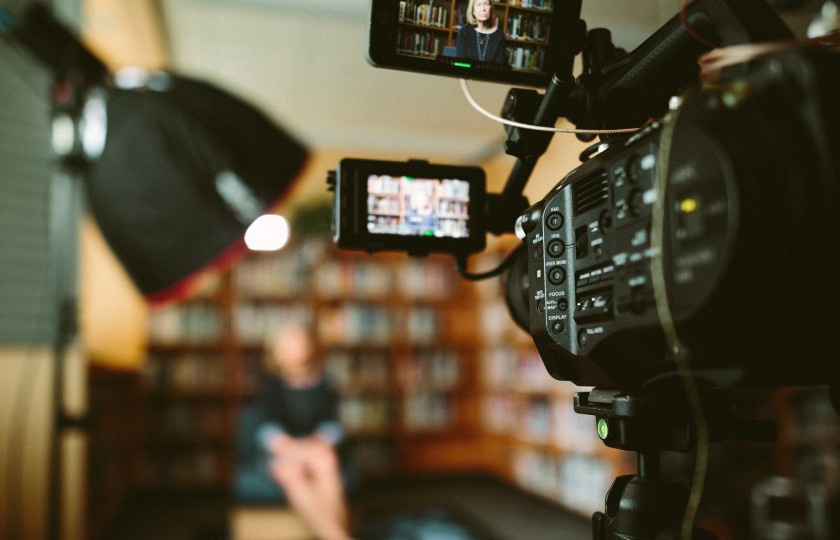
[271,440,350,539]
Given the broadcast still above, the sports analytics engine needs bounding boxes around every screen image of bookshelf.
[139,239,482,488]
[397,0,558,72]
[367,174,471,237]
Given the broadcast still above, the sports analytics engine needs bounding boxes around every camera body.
[331,0,840,395]
[330,158,487,256]
[519,48,840,390]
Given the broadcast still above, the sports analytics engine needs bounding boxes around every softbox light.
[84,73,308,305]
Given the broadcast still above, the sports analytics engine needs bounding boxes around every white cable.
[459,78,642,135]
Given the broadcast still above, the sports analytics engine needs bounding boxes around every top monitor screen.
[367,0,583,86]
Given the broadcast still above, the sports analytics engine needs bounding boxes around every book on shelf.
[325,349,392,391]
[403,392,456,431]
[506,12,550,43]
[506,45,545,71]
[346,439,397,475]
[551,396,600,453]
[401,1,449,28]
[234,252,311,298]
[140,449,222,487]
[398,349,460,390]
[313,259,394,300]
[148,304,224,345]
[318,304,396,346]
[508,0,555,10]
[232,302,311,345]
[406,306,440,343]
[159,404,225,438]
[481,393,518,434]
[512,448,615,516]
[398,29,446,57]
[339,395,393,433]
[556,453,613,516]
[521,396,552,444]
[144,353,226,394]
[398,258,454,300]
[516,350,556,393]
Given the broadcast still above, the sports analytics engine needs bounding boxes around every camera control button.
[577,330,588,348]
[629,189,644,217]
[627,155,644,183]
[546,212,564,231]
[598,210,612,232]
[552,320,566,334]
[547,240,565,258]
[548,266,566,285]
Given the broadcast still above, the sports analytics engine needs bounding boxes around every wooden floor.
[100,473,592,540]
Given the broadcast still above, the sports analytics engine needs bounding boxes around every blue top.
[253,375,344,451]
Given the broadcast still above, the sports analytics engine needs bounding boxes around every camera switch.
[547,240,565,257]
[546,211,564,230]
[578,330,588,348]
[548,266,566,285]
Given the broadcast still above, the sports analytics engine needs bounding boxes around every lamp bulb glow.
[244,214,290,251]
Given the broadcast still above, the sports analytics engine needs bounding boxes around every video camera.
[331,0,840,394]
[329,1,840,536]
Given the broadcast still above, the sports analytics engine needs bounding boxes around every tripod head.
[574,387,777,539]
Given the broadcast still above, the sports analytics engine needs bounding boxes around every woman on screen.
[455,0,506,63]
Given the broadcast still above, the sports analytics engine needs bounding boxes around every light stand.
[47,159,87,540]
[5,5,309,539]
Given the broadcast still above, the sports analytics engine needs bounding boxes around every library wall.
[139,240,483,487]
[0,348,53,540]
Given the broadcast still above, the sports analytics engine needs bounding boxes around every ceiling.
[156,0,820,164]
[156,0,685,162]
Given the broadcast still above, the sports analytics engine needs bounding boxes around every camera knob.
[547,240,565,258]
[516,205,543,239]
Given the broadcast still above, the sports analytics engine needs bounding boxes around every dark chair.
[232,403,286,505]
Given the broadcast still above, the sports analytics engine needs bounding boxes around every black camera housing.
[330,158,487,256]
[519,48,840,391]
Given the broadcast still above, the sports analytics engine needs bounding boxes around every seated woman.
[234,321,352,540]
[455,0,506,64]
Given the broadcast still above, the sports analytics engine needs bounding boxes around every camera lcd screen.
[367,175,472,239]
[333,158,486,255]
[368,0,583,86]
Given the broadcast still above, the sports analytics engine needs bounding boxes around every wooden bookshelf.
[397,0,559,73]
[123,233,830,529]
[471,239,635,518]
[137,238,483,488]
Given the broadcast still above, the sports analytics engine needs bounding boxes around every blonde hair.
[466,0,497,26]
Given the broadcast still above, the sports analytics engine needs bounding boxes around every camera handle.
[574,388,776,539]
[495,0,792,210]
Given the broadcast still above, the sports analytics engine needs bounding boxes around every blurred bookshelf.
[473,239,634,518]
[117,234,839,527]
[136,238,482,488]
